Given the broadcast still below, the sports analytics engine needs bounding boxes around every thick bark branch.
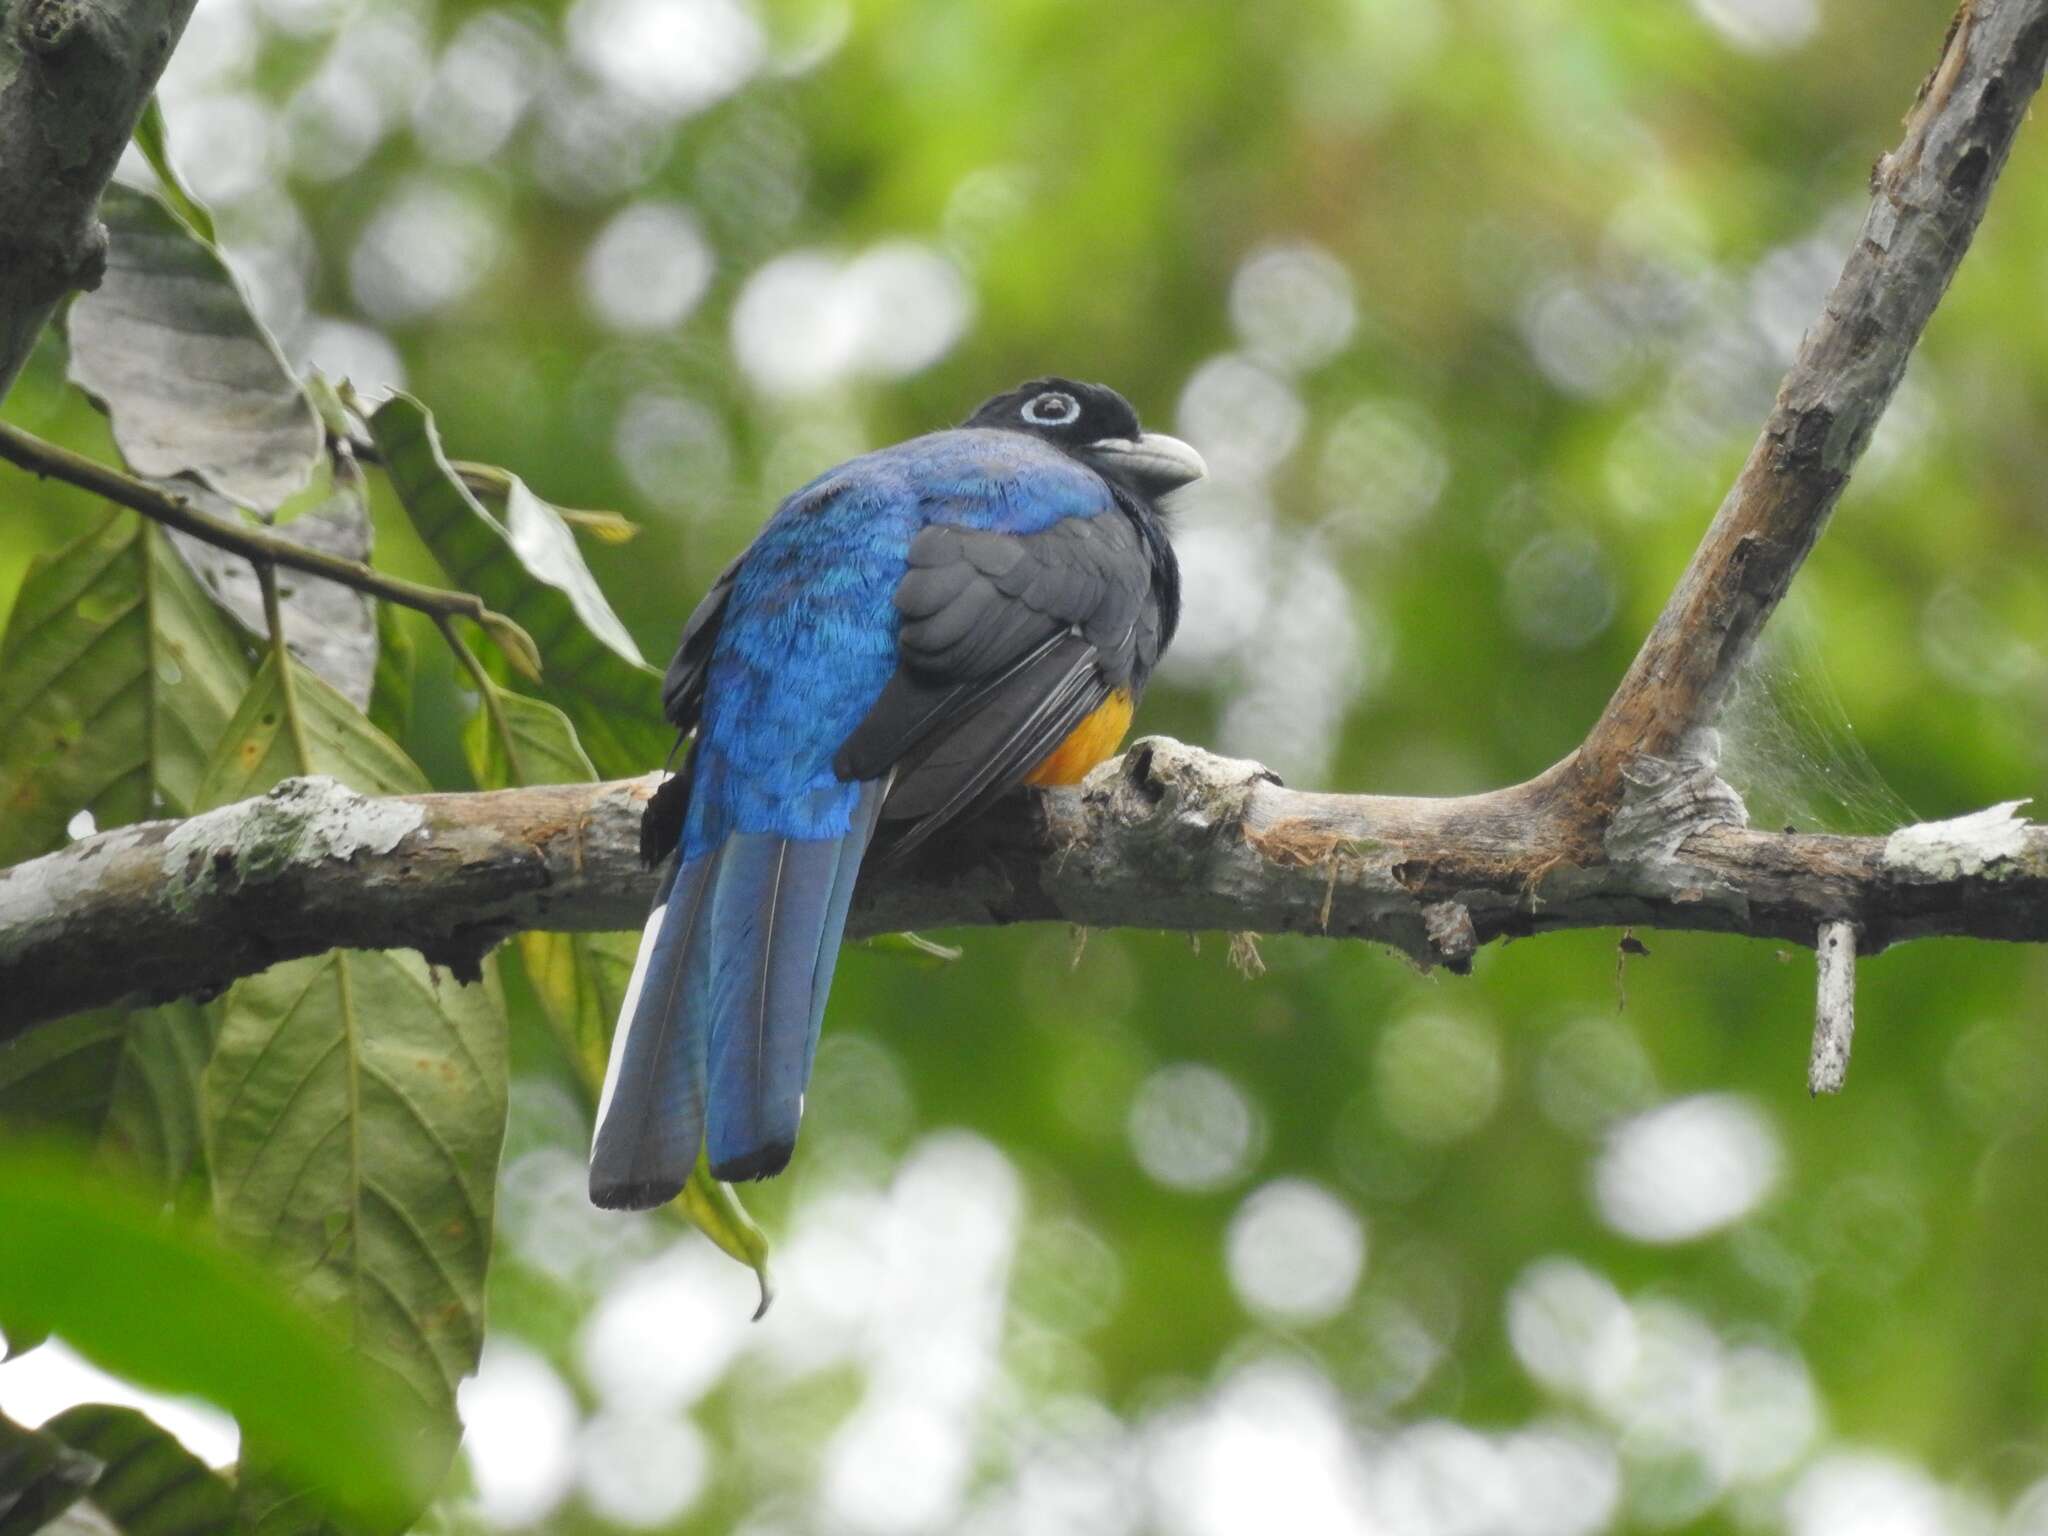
[4,747,2045,1035]
[0,0,197,401]
[1570,0,2048,819]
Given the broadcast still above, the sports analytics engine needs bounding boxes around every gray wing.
[834,513,1161,859]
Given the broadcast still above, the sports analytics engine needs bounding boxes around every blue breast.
[682,429,1114,855]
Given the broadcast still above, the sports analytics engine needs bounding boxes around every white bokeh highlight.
[1127,1063,1264,1193]
[731,244,972,396]
[1229,241,1358,372]
[565,0,765,119]
[580,201,715,333]
[459,1339,580,1527]
[1594,1093,1782,1243]
[1225,1180,1366,1325]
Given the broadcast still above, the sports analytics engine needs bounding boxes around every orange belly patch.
[1024,689,1136,787]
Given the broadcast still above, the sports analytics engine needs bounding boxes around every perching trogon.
[589,379,1206,1209]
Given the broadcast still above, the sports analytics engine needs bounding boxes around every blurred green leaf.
[130,98,217,246]
[302,373,356,442]
[554,507,642,545]
[364,395,666,775]
[0,1144,435,1527]
[41,1405,233,1536]
[0,1324,51,1363]
[66,185,317,513]
[0,1001,214,1202]
[0,1407,99,1536]
[366,603,415,746]
[0,510,248,867]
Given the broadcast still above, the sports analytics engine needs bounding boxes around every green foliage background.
[5,0,2048,1532]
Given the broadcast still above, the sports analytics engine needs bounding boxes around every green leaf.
[679,1155,775,1320]
[515,929,637,1093]
[0,1001,215,1201]
[0,1408,100,1536]
[365,395,667,776]
[0,1144,436,1528]
[193,651,425,808]
[41,1405,233,1536]
[461,687,596,789]
[0,510,249,867]
[302,372,360,444]
[131,98,218,245]
[205,949,506,1494]
[193,628,502,1523]
[366,603,416,746]
[67,184,319,512]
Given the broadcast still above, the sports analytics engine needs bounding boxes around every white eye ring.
[1022,390,1080,427]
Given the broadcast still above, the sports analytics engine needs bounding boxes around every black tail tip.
[710,1141,795,1183]
[590,1175,686,1211]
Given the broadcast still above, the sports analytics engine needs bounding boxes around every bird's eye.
[1021,391,1080,427]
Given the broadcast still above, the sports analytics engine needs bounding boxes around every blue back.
[681,427,1114,856]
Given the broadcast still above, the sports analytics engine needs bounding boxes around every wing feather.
[836,507,1160,858]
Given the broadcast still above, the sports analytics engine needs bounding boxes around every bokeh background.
[7,0,2048,1532]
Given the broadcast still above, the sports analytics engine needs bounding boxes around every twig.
[1809,920,1858,1094]
[0,420,538,653]
[256,561,314,768]
[441,617,526,784]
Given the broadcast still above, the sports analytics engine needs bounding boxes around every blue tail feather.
[588,850,717,1210]
[591,782,887,1202]
[803,779,889,1086]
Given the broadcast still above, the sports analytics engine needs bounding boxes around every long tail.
[588,783,885,1208]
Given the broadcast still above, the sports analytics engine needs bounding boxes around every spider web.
[1716,600,1917,836]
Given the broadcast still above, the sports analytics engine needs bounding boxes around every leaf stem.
[0,420,540,663]
[438,616,527,785]
[257,561,315,771]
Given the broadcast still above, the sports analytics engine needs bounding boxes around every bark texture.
[0,0,198,400]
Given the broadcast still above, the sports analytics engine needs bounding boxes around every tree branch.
[1569,0,2048,820]
[4,748,2045,1035]
[3,1,2047,1042]
[0,421,541,668]
[0,0,197,401]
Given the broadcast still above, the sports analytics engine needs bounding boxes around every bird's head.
[966,377,1207,501]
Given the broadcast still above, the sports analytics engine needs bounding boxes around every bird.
[588,378,1206,1210]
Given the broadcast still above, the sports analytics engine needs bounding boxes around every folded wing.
[835,509,1165,858]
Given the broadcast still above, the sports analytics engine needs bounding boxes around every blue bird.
[589,379,1206,1209]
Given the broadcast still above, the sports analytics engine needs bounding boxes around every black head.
[965,377,1207,500]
